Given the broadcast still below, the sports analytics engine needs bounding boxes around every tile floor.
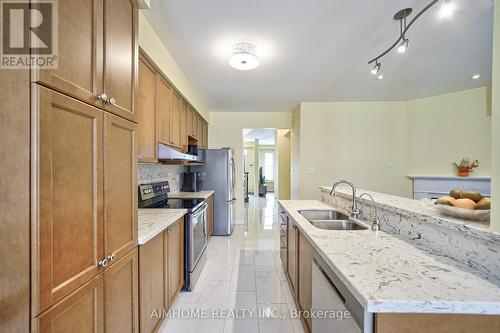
[159,193,307,333]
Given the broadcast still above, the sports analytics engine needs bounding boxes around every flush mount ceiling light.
[368,0,453,78]
[229,41,259,70]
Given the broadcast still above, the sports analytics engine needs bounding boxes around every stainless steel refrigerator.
[194,148,235,235]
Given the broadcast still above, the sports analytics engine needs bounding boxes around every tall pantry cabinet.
[30,0,139,332]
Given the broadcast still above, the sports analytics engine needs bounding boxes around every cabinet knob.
[98,258,109,268]
[108,97,116,106]
[97,93,108,102]
[107,253,117,262]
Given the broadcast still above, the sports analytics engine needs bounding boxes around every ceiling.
[144,0,494,112]
[243,129,276,145]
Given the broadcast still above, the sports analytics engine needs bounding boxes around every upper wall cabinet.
[137,55,157,162]
[137,53,208,157]
[33,0,138,122]
[33,0,103,108]
[102,0,138,122]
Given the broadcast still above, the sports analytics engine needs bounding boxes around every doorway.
[242,128,291,201]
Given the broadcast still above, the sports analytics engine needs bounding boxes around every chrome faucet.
[330,180,361,219]
[359,193,381,231]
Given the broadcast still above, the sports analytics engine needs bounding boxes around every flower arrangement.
[453,158,479,177]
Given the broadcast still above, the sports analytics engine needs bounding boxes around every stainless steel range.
[138,181,207,291]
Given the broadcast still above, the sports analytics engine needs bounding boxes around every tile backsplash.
[138,163,187,192]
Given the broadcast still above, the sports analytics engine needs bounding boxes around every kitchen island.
[279,198,500,333]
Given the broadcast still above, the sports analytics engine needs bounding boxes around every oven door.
[189,203,207,271]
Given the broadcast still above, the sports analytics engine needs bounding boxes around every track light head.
[397,38,409,54]
[371,62,381,75]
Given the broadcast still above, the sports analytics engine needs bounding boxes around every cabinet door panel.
[35,270,104,333]
[191,107,197,138]
[104,248,138,333]
[104,114,137,262]
[167,219,184,306]
[103,0,138,121]
[180,101,188,151]
[196,115,203,143]
[298,231,313,332]
[34,85,104,315]
[157,77,172,145]
[34,0,103,108]
[170,92,181,147]
[287,222,297,293]
[137,55,157,162]
[139,235,164,333]
[186,106,193,138]
[203,121,208,148]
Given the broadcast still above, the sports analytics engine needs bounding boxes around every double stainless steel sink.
[298,209,368,231]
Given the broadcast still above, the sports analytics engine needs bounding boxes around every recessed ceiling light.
[377,75,384,80]
[472,74,481,80]
[439,0,456,19]
[229,41,259,71]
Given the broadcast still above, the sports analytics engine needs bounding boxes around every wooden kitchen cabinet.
[165,219,184,307]
[139,234,165,333]
[34,0,103,108]
[374,313,500,333]
[196,115,203,143]
[102,0,138,122]
[203,121,209,148]
[298,231,313,332]
[207,195,214,238]
[104,248,139,333]
[170,92,182,148]
[137,55,158,162]
[180,101,188,151]
[191,106,198,139]
[186,105,193,138]
[157,76,172,146]
[35,273,105,333]
[287,220,298,294]
[33,85,104,315]
[104,113,138,263]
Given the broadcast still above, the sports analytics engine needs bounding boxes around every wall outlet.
[387,161,394,169]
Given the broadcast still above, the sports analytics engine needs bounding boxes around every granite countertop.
[279,199,500,315]
[320,186,500,240]
[168,190,215,200]
[138,209,187,245]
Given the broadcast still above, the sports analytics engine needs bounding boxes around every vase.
[458,171,469,177]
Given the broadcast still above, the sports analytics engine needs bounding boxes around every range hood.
[158,144,198,162]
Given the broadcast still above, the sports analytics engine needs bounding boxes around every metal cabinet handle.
[108,97,116,106]
[107,253,117,262]
[98,258,109,268]
[97,93,108,102]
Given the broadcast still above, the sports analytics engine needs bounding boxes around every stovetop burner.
[138,181,205,213]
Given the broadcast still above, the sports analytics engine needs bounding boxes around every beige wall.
[291,87,492,201]
[209,112,292,222]
[138,11,209,121]
[291,105,301,199]
[277,129,291,200]
[491,0,500,231]
[294,101,408,200]
[405,87,491,177]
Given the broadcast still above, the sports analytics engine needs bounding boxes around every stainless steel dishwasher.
[312,254,373,333]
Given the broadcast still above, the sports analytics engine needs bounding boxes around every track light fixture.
[371,61,381,75]
[368,0,452,77]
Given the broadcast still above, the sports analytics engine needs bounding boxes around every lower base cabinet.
[298,231,313,332]
[139,217,185,333]
[34,248,138,333]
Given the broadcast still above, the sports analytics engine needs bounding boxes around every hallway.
[159,193,306,333]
